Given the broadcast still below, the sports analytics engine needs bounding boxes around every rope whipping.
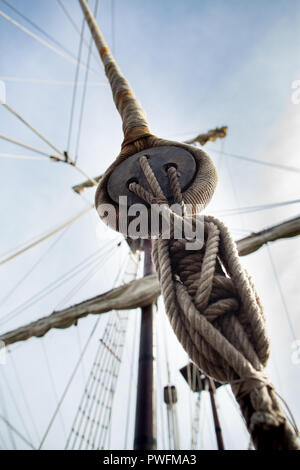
[79,0,299,450]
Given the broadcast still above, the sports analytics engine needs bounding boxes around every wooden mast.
[134,240,157,450]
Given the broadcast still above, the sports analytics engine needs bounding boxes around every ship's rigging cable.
[56,0,102,68]
[0,238,120,326]
[66,15,86,153]
[155,334,167,450]
[0,384,16,449]
[0,77,106,86]
[74,0,99,164]
[0,204,94,267]
[0,153,53,161]
[9,353,41,444]
[0,134,61,159]
[0,414,35,450]
[0,9,100,77]
[1,101,99,185]
[38,314,103,449]
[160,306,180,449]
[0,226,71,308]
[0,0,90,66]
[0,367,33,445]
[54,242,120,310]
[65,253,137,450]
[40,340,67,440]
[265,244,297,342]
[38,252,128,449]
[208,147,300,175]
[191,392,201,449]
[1,102,64,158]
[124,309,139,449]
[67,317,119,449]
[215,198,300,218]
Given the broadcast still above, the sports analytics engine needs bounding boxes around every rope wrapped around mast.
[79,0,299,450]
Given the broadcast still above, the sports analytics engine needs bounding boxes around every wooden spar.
[1,215,299,347]
[0,274,160,346]
[184,126,227,146]
[134,240,157,450]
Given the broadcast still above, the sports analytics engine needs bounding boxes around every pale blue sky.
[0,0,299,450]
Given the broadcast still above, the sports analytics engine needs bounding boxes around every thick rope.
[129,156,300,451]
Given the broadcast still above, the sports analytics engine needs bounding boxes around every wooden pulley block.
[95,137,218,236]
[107,146,196,207]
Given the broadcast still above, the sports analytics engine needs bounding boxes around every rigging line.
[38,314,102,449]
[155,309,167,450]
[65,256,126,449]
[9,353,41,444]
[87,323,122,449]
[0,204,93,266]
[207,147,300,174]
[67,346,102,449]
[214,198,300,217]
[65,342,103,449]
[0,380,16,449]
[0,429,7,450]
[1,102,64,157]
[160,307,178,449]
[223,141,246,230]
[96,347,123,450]
[265,244,297,342]
[71,161,99,186]
[0,414,35,449]
[0,226,71,308]
[0,213,86,259]
[0,367,33,444]
[124,310,138,449]
[0,77,107,86]
[98,321,128,450]
[41,340,67,440]
[83,317,123,449]
[68,318,118,449]
[0,0,84,63]
[0,153,53,161]
[75,323,88,389]
[56,0,102,67]
[71,258,130,449]
[54,243,119,309]
[0,10,100,78]
[97,326,127,450]
[74,0,99,165]
[96,329,128,449]
[111,0,115,55]
[94,313,129,449]
[186,356,194,441]
[66,16,86,153]
[0,238,119,326]
[224,386,251,442]
[74,318,120,449]
[0,134,62,159]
